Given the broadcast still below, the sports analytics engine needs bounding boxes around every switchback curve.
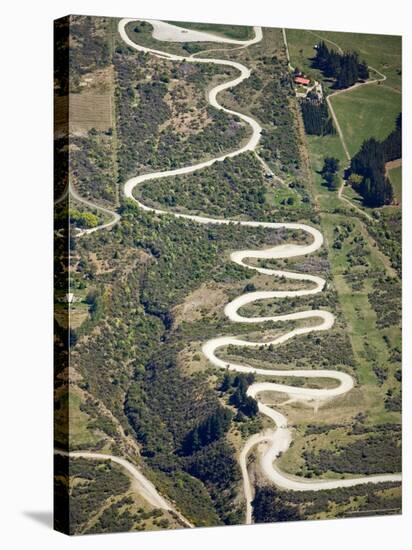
[65,20,401,526]
[119,19,401,524]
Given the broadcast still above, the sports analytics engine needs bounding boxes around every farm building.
[294,76,311,86]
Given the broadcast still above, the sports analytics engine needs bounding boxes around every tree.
[68,328,78,347]
[358,61,369,80]
[242,396,259,416]
[187,440,239,488]
[219,372,231,392]
[230,386,244,408]
[328,173,340,190]
[321,157,340,175]
[321,157,340,189]
[348,173,363,189]
[182,42,202,55]
[229,374,258,417]
[382,113,402,161]
[335,54,359,89]
[69,209,99,229]
[244,283,256,293]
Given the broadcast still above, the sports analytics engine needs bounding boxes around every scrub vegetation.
[54,16,402,534]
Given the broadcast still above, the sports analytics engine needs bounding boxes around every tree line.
[300,97,335,136]
[348,114,401,207]
[313,41,369,89]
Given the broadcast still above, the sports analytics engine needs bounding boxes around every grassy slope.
[307,132,400,423]
[322,215,392,385]
[329,84,401,156]
[55,389,101,449]
[388,165,402,204]
[306,134,346,211]
[289,26,401,212]
[285,29,326,81]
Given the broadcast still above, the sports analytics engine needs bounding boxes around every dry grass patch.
[177,343,212,376]
[69,91,112,134]
[55,66,114,136]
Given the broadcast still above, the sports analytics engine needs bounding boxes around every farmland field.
[68,92,113,133]
[329,84,401,156]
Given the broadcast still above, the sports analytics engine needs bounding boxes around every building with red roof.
[294,76,311,85]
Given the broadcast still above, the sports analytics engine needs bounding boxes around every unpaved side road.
[54,449,193,528]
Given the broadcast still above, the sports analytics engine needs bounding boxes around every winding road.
[55,449,193,528]
[68,19,401,525]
